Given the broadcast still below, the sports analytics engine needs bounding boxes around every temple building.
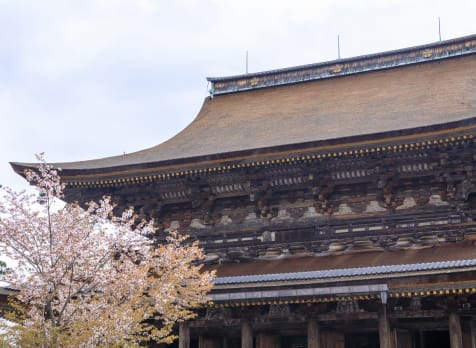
[12,34,476,348]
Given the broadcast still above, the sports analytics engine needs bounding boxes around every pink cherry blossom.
[0,155,214,347]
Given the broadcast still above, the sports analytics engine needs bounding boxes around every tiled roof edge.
[213,259,476,285]
[207,34,476,95]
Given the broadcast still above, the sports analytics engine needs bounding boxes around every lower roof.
[208,243,476,285]
[214,259,476,285]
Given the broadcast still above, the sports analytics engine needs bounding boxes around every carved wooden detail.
[65,141,476,265]
[268,304,291,318]
[336,300,361,313]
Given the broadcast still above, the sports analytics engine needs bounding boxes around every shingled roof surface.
[213,259,476,285]
[12,35,476,173]
[206,243,476,283]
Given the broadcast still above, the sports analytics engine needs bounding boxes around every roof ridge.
[208,34,476,95]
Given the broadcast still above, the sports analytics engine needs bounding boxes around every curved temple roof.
[11,34,476,180]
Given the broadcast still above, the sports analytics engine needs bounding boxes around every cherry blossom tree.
[0,155,214,347]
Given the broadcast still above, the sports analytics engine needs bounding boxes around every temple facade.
[12,34,476,348]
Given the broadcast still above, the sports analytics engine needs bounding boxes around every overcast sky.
[1,0,476,191]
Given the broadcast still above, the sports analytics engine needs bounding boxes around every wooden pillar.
[179,322,190,348]
[307,319,321,348]
[241,321,253,348]
[449,312,463,348]
[378,304,392,348]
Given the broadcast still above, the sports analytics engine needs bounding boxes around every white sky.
[1,0,476,192]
